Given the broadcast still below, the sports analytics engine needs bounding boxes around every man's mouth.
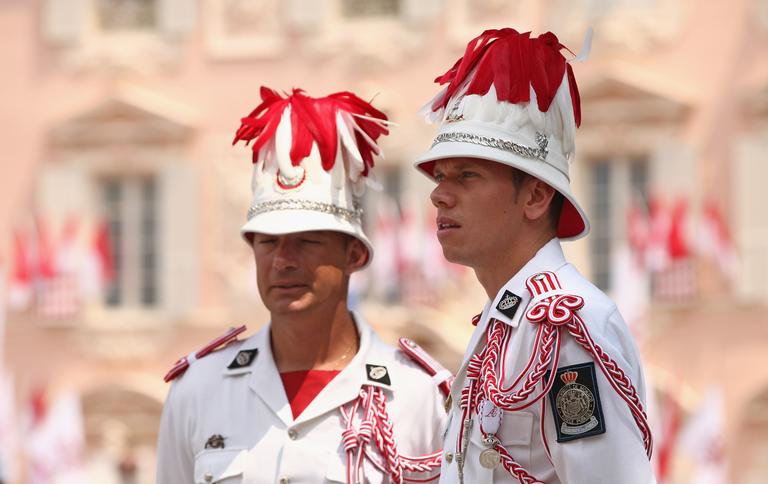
[436,216,461,231]
[272,283,307,290]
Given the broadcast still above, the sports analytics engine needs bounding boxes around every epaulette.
[398,338,454,398]
[163,325,247,383]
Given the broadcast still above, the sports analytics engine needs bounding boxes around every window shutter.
[157,0,198,36]
[158,162,199,315]
[42,0,87,45]
[735,137,768,301]
[37,163,94,220]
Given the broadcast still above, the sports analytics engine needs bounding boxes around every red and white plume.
[422,28,584,158]
[233,87,390,196]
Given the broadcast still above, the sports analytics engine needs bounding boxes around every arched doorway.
[81,386,163,484]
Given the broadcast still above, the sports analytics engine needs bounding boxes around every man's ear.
[345,238,369,274]
[523,179,556,222]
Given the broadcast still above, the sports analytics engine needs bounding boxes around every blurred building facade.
[1,0,767,482]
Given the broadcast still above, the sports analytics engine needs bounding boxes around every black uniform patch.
[545,362,606,443]
[227,349,258,369]
[496,290,522,319]
[205,434,226,449]
[366,364,391,386]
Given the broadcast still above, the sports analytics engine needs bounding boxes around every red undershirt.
[280,370,341,419]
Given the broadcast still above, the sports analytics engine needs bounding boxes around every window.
[589,158,649,291]
[363,166,404,302]
[102,177,159,308]
[97,0,157,31]
[591,162,612,290]
[342,0,400,18]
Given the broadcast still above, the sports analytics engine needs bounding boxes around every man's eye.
[301,239,322,244]
[258,239,277,245]
[434,173,445,182]
[461,171,477,178]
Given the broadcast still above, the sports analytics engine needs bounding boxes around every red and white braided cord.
[481,319,562,411]
[497,445,543,484]
[525,272,652,456]
[456,271,653,482]
[340,386,442,484]
[565,314,653,457]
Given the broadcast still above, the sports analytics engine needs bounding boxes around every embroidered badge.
[366,364,391,385]
[546,362,605,442]
[496,290,522,319]
[205,434,226,449]
[275,167,306,192]
[227,349,258,369]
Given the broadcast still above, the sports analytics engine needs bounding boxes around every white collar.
[222,311,394,425]
[486,238,567,328]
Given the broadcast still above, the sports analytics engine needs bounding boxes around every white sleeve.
[547,308,658,484]
[156,383,195,484]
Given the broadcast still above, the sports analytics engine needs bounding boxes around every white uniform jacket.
[157,315,446,484]
[439,239,656,484]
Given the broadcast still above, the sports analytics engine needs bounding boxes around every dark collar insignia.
[545,362,606,443]
[205,434,226,449]
[366,364,391,386]
[227,349,258,369]
[496,290,522,319]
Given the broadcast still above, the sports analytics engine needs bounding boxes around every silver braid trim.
[247,199,363,223]
[431,131,549,162]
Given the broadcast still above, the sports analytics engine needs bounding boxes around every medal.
[479,448,501,469]
[479,433,501,469]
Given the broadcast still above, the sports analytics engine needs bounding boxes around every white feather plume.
[273,106,301,181]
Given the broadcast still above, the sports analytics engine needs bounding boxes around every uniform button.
[279,477,290,484]
[445,451,453,463]
[287,428,298,440]
[204,472,213,482]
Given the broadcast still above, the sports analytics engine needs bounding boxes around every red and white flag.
[645,197,671,272]
[8,230,34,311]
[675,388,728,484]
[37,217,83,320]
[654,392,682,483]
[81,220,116,300]
[26,389,86,484]
[648,197,696,302]
[626,197,651,268]
[667,199,690,261]
[696,199,737,279]
[34,218,58,283]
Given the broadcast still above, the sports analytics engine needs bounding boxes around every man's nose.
[273,240,299,271]
[430,182,456,209]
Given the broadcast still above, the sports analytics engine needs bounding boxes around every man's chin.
[440,246,471,267]
[267,296,313,315]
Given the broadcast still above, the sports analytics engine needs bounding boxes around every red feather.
[233,88,388,175]
[431,28,581,125]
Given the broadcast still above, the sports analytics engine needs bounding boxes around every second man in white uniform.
[414,28,657,483]
[157,87,449,484]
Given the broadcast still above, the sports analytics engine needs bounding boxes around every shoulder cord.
[340,386,443,484]
[458,271,652,483]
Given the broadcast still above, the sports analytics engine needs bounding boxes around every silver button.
[279,477,290,484]
[204,472,213,482]
[445,451,453,463]
[287,428,298,440]
[534,273,546,281]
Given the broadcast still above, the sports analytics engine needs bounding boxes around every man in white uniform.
[414,29,656,483]
[156,88,449,483]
